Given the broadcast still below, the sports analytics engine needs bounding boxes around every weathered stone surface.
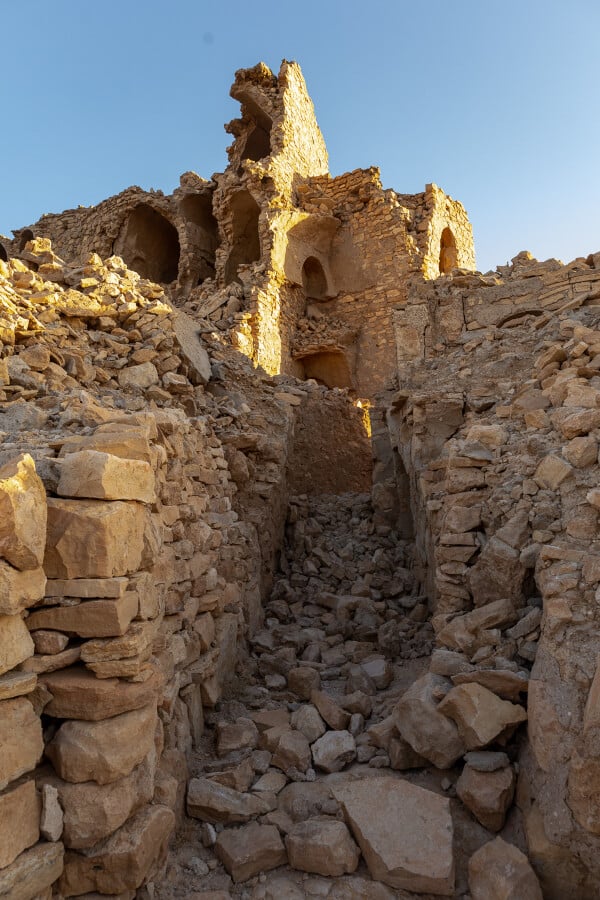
[117,361,159,390]
[59,804,174,896]
[44,576,128,598]
[0,841,64,900]
[278,782,338,823]
[187,778,272,824]
[0,697,43,790]
[464,750,510,772]
[0,779,40,868]
[31,629,69,655]
[27,592,138,638]
[0,613,34,675]
[44,498,147,579]
[290,704,326,742]
[534,454,573,490]
[285,817,360,876]
[0,669,37,700]
[40,666,162,719]
[333,776,454,895]
[46,703,157,784]
[393,674,465,769]
[437,598,518,656]
[40,783,63,842]
[215,822,286,882]
[287,666,320,699]
[311,730,356,773]
[468,837,543,899]
[272,729,311,773]
[216,719,258,756]
[0,453,47,570]
[57,450,155,503]
[0,563,46,615]
[451,668,529,702]
[438,683,527,749]
[45,750,155,849]
[310,689,350,730]
[456,764,515,831]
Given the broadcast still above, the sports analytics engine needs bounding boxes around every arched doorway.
[19,229,34,253]
[116,204,180,283]
[224,191,261,285]
[0,244,7,262]
[301,256,328,300]
[180,194,218,285]
[439,227,457,274]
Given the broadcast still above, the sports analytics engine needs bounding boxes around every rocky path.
[156,494,531,899]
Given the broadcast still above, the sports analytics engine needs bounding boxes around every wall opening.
[241,124,271,164]
[224,191,261,285]
[298,350,353,390]
[180,193,218,284]
[116,204,180,284]
[0,243,7,262]
[301,256,328,300]
[19,229,34,253]
[439,227,458,274]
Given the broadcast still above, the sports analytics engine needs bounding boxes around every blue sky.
[1,0,598,272]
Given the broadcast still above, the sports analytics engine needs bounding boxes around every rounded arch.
[439,227,458,275]
[19,229,34,253]
[116,204,180,283]
[0,243,7,262]
[301,256,328,300]
[241,124,271,164]
[180,193,218,285]
[224,190,261,285]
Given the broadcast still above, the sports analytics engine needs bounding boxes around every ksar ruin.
[0,59,598,899]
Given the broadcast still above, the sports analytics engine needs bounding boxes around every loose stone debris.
[0,55,597,900]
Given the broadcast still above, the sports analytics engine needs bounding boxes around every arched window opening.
[302,256,328,300]
[299,350,353,390]
[224,191,261,285]
[19,229,34,253]
[439,227,458,275]
[180,194,219,285]
[116,204,180,284]
[0,244,7,262]
[241,124,271,164]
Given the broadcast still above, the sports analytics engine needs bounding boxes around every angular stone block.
[0,779,40,867]
[0,613,34,675]
[215,821,287,882]
[26,592,138,638]
[0,697,44,790]
[286,817,360,876]
[0,562,46,615]
[46,703,157,785]
[0,841,64,900]
[0,453,47,570]
[44,498,147,578]
[41,666,162,720]
[57,450,155,503]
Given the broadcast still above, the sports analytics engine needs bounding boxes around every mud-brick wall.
[0,402,269,898]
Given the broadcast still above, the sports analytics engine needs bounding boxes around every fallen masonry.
[0,56,598,899]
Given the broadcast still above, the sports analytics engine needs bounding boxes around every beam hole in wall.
[224,191,261,285]
[0,243,7,262]
[18,229,34,253]
[298,350,353,390]
[302,256,328,300]
[439,227,457,274]
[116,204,180,284]
[180,193,219,285]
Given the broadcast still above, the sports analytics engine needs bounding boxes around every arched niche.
[439,227,458,274]
[116,204,180,283]
[180,193,218,284]
[241,124,271,164]
[0,244,7,262]
[19,229,34,253]
[224,191,261,285]
[298,350,353,390]
[302,256,328,300]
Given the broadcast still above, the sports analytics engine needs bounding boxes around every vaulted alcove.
[439,227,457,274]
[116,204,180,283]
[180,193,218,285]
[224,191,261,285]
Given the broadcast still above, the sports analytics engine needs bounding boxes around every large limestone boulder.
[285,817,360,876]
[438,683,527,749]
[214,822,286,882]
[46,703,157,784]
[468,837,543,899]
[0,453,46,570]
[311,730,356,773]
[187,777,273,824]
[456,764,515,831]
[0,841,64,900]
[332,776,454,895]
[393,673,465,768]
[44,498,147,578]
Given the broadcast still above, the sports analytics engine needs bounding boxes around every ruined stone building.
[0,59,599,899]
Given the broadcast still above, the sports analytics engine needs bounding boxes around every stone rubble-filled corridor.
[157,486,531,899]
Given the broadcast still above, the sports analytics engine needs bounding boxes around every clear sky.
[1,0,598,272]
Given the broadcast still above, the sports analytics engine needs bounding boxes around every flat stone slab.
[332,775,454,896]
